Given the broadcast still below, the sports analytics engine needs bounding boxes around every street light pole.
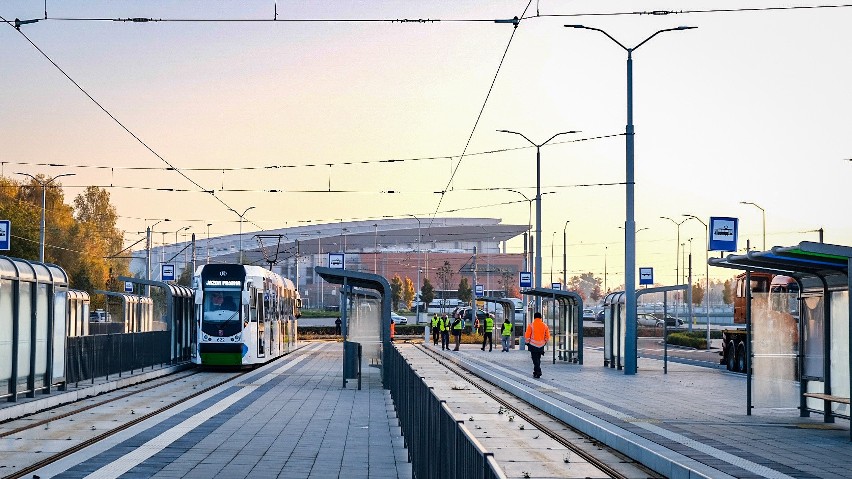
[565,24,695,375]
[17,172,75,262]
[230,206,255,264]
[408,215,422,323]
[497,129,580,310]
[563,220,569,290]
[145,218,168,296]
[206,223,212,264]
[740,201,766,250]
[684,214,710,349]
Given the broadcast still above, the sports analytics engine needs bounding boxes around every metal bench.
[803,392,851,405]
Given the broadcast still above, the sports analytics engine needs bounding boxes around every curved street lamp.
[497,129,580,300]
[17,172,75,262]
[564,24,695,375]
[739,201,766,250]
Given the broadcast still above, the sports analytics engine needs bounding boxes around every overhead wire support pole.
[565,24,695,375]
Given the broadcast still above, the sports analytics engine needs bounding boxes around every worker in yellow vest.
[451,312,463,351]
[524,312,550,378]
[500,317,512,352]
[431,314,440,346]
[480,313,495,352]
[440,314,450,350]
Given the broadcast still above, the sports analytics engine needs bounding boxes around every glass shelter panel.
[35,283,49,376]
[53,290,67,378]
[17,282,32,378]
[348,295,382,366]
[830,291,850,417]
[751,292,799,408]
[0,279,12,381]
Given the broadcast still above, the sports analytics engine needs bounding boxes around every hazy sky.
[2,1,851,287]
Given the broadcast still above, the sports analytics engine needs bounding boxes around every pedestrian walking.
[335,317,342,336]
[524,312,550,378]
[451,313,463,351]
[431,314,440,346]
[440,314,450,350]
[500,317,512,352]
[480,312,494,351]
[390,318,395,342]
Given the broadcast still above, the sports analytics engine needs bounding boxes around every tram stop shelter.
[316,267,391,388]
[602,285,688,372]
[0,256,69,401]
[479,296,517,349]
[521,287,583,365]
[708,241,852,439]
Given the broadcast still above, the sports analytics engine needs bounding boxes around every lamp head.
[676,26,697,30]
[564,24,585,28]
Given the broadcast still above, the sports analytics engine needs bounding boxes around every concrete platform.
[426,340,852,479]
[30,342,411,479]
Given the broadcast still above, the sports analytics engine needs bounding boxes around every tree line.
[0,175,129,309]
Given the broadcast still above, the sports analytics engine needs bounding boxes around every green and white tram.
[193,263,300,367]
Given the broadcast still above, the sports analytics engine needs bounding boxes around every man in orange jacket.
[524,312,550,378]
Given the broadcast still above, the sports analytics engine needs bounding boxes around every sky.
[2,0,851,288]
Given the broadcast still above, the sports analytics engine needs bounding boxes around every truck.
[720,272,799,372]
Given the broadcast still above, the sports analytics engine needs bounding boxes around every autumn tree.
[568,272,603,303]
[692,281,705,306]
[403,277,415,309]
[420,278,435,311]
[458,277,472,304]
[722,279,734,306]
[390,274,403,310]
[2,177,130,308]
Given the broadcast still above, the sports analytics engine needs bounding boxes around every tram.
[193,263,300,367]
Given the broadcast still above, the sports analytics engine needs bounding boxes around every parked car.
[636,313,664,327]
[658,315,685,328]
[89,310,112,322]
[458,307,488,322]
[390,312,408,325]
[582,308,598,320]
[595,310,605,322]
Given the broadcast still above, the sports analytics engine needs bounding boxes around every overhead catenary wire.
[0,14,263,231]
[8,3,849,24]
[0,132,622,172]
[430,0,534,229]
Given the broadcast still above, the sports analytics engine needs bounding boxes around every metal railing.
[65,331,173,385]
[386,345,507,479]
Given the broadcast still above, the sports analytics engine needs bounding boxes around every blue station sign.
[709,217,738,252]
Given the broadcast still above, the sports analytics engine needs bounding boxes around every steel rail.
[412,343,661,479]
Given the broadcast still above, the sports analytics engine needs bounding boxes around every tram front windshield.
[202,289,242,337]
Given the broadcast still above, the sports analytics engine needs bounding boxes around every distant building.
[131,217,527,308]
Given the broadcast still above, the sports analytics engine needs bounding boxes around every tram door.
[256,290,266,357]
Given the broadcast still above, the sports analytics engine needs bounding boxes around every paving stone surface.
[422,339,852,479]
[29,342,411,479]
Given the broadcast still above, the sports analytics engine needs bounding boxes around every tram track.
[0,369,202,439]
[1,367,252,479]
[412,343,662,479]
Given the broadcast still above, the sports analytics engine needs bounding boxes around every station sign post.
[475,284,484,297]
[161,264,175,282]
[550,282,562,290]
[639,267,653,286]
[328,252,345,269]
[0,220,9,251]
[519,271,532,289]
[709,217,738,252]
